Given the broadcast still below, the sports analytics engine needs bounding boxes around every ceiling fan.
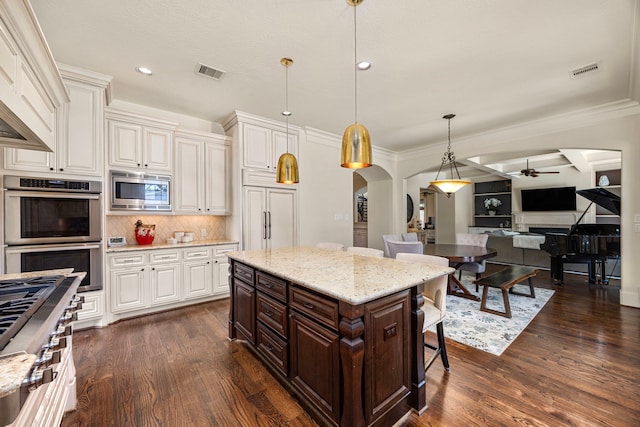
[520,159,560,177]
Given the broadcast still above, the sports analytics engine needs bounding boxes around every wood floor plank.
[62,267,640,427]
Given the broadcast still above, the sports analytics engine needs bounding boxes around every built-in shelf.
[595,169,621,225]
[473,180,512,228]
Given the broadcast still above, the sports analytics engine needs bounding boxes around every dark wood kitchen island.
[227,247,453,427]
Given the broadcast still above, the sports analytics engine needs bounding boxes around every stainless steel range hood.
[0,105,52,151]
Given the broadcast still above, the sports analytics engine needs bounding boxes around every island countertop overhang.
[227,246,454,305]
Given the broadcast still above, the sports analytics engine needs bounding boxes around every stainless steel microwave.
[110,170,171,211]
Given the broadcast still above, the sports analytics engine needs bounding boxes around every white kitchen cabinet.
[106,243,237,321]
[242,122,298,172]
[3,65,110,176]
[110,265,147,313]
[106,108,176,173]
[149,250,181,305]
[212,244,236,295]
[108,249,181,313]
[183,247,212,300]
[243,186,297,250]
[74,290,105,329]
[174,129,232,215]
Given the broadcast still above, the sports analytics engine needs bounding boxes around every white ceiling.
[30,0,634,177]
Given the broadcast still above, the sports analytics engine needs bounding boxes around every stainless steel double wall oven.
[4,176,103,292]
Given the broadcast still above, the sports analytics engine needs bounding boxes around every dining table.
[423,243,498,301]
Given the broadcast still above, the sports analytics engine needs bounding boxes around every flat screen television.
[521,186,577,211]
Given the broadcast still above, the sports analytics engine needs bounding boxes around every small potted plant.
[484,197,502,215]
[134,219,155,245]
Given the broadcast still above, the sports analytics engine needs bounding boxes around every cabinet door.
[174,137,203,213]
[272,130,297,170]
[183,260,213,300]
[75,290,104,322]
[142,127,172,171]
[108,120,142,169]
[243,186,268,250]
[233,278,255,343]
[110,268,146,313]
[267,188,297,249]
[243,123,271,170]
[59,81,103,175]
[212,256,230,295]
[289,311,341,423]
[204,141,231,214]
[3,146,54,173]
[150,263,181,306]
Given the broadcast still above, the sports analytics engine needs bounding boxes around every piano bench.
[475,266,539,318]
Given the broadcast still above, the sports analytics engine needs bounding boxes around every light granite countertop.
[227,246,454,305]
[106,239,238,253]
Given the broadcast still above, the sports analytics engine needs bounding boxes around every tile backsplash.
[106,215,227,244]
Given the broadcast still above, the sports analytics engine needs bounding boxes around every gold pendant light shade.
[340,0,372,169]
[276,57,300,184]
[276,152,299,184]
[341,123,372,168]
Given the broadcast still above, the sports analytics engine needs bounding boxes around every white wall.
[298,128,354,247]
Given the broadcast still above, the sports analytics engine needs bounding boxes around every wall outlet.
[201,228,207,237]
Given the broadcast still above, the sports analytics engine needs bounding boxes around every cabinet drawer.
[256,322,288,376]
[149,250,180,264]
[183,248,210,260]
[256,271,287,302]
[108,252,146,268]
[234,262,254,285]
[213,244,238,256]
[257,293,287,337]
[289,286,339,330]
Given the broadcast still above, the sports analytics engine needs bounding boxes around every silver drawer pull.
[265,310,274,317]
[303,302,315,309]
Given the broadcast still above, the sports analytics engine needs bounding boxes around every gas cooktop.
[0,276,64,352]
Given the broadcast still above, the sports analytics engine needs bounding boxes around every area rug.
[436,279,555,356]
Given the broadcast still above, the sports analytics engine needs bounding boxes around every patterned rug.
[435,278,555,356]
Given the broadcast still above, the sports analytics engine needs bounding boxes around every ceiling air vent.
[196,63,225,80]
[569,62,599,79]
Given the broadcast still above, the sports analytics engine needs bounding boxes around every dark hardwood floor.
[63,266,640,427]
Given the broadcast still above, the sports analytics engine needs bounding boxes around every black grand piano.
[540,187,620,285]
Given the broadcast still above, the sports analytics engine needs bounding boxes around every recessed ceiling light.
[135,66,153,76]
[357,61,371,70]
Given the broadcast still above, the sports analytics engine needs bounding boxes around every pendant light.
[340,0,372,169]
[429,114,471,197]
[276,57,300,184]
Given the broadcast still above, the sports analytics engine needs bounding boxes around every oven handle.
[5,190,101,200]
[5,242,102,254]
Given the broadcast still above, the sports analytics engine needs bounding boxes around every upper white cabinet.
[106,108,177,173]
[223,111,299,173]
[242,123,298,171]
[0,0,67,151]
[174,129,232,215]
[3,65,111,176]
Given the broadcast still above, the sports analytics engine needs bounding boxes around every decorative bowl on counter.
[135,220,155,245]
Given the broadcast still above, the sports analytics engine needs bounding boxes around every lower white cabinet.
[74,290,106,329]
[183,247,213,300]
[107,243,237,320]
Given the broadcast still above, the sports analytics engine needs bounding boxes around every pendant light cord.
[353,4,358,124]
[285,63,290,154]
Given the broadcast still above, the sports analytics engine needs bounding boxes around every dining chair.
[315,242,345,251]
[346,246,384,257]
[455,233,489,290]
[387,240,423,259]
[402,232,418,242]
[382,234,403,257]
[396,252,451,372]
